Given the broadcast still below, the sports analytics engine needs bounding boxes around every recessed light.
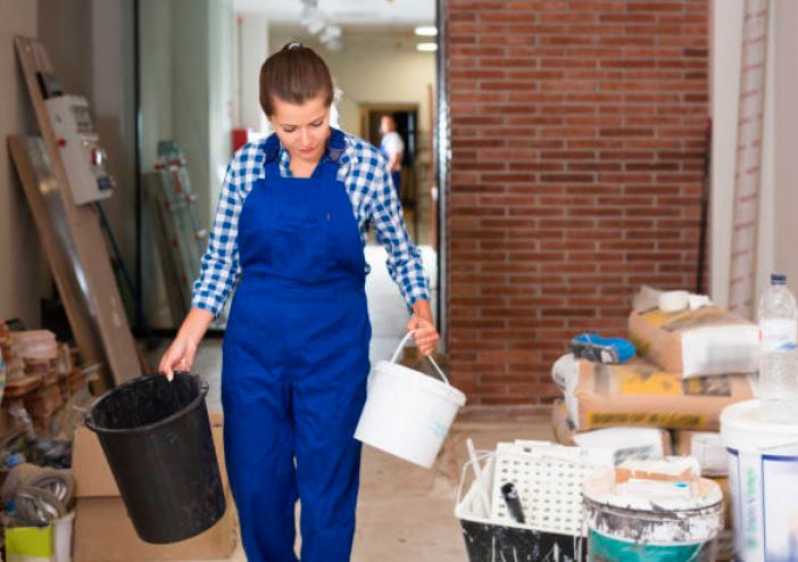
[416,42,437,52]
[415,26,438,37]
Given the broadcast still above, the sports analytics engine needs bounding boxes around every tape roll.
[659,290,689,313]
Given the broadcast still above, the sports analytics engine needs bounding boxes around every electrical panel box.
[45,95,113,205]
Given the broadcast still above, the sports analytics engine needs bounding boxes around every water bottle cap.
[771,273,787,285]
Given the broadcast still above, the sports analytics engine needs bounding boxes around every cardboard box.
[72,411,237,561]
[552,400,672,464]
[673,430,728,477]
[629,306,759,378]
[562,359,754,432]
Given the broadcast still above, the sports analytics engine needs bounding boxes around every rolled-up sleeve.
[191,162,243,318]
[371,157,430,309]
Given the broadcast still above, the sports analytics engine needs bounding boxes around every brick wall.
[446,0,710,406]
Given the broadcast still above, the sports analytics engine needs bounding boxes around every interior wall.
[90,0,137,286]
[208,0,234,208]
[139,0,173,172]
[773,0,798,296]
[237,13,269,133]
[0,0,45,326]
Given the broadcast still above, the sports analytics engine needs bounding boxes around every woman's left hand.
[407,300,439,355]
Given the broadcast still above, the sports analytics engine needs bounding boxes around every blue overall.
[221,130,371,562]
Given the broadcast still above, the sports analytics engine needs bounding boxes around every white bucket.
[53,511,75,562]
[721,399,798,562]
[354,332,466,468]
[583,462,724,562]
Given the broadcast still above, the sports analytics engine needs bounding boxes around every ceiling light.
[415,26,437,37]
[320,25,342,42]
[416,42,437,52]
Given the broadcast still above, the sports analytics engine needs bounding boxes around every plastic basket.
[455,449,588,562]
[490,441,612,537]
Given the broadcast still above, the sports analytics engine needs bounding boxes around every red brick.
[447,0,709,406]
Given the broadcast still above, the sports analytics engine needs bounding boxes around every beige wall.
[773,0,798,298]
[0,0,47,326]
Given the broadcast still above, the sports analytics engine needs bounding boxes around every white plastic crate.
[490,440,612,536]
[455,450,587,562]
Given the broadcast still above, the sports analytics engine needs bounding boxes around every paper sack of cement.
[561,359,754,432]
[552,400,672,464]
[628,305,759,378]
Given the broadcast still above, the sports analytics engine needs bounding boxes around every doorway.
[360,103,423,243]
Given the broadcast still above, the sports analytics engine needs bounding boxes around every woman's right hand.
[158,308,215,380]
[158,335,197,381]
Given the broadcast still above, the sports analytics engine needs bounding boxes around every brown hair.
[259,42,334,116]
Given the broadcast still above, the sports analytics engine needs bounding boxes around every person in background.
[379,114,404,197]
[158,43,437,562]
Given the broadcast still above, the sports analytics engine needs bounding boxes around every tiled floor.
[152,246,553,561]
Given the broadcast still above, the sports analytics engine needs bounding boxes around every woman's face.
[269,93,331,167]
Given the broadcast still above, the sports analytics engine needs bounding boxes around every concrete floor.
[190,412,553,562]
[158,246,555,561]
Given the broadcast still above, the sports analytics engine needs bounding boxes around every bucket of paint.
[720,399,798,562]
[355,332,466,468]
[85,373,226,544]
[583,460,724,562]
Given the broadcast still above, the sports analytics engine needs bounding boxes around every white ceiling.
[233,0,435,25]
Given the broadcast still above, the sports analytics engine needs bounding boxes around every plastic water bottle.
[758,273,798,422]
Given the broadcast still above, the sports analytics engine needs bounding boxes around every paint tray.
[454,447,592,562]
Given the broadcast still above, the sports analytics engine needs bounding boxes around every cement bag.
[563,359,754,432]
[628,305,758,378]
[552,400,671,464]
[673,430,728,477]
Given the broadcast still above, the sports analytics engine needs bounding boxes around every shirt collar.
[263,127,347,166]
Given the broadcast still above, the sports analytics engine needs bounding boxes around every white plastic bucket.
[53,511,75,562]
[721,399,798,562]
[354,332,466,468]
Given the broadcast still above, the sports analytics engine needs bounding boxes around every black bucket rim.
[85,372,209,436]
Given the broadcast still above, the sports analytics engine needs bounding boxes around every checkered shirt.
[191,131,430,318]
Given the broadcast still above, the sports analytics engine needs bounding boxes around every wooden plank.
[14,36,141,385]
[7,135,110,388]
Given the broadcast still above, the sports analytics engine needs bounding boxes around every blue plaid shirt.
[192,130,430,318]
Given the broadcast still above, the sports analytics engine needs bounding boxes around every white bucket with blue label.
[721,399,798,562]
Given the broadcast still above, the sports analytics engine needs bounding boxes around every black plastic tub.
[85,373,226,544]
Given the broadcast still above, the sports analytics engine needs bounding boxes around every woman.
[158,43,438,562]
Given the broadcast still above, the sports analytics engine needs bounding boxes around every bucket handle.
[390,331,450,385]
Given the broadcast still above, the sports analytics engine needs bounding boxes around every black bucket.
[85,373,226,544]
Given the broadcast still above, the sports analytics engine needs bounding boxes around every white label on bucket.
[762,454,798,560]
[729,447,798,562]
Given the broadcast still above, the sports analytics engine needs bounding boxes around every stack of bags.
[551,287,759,560]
